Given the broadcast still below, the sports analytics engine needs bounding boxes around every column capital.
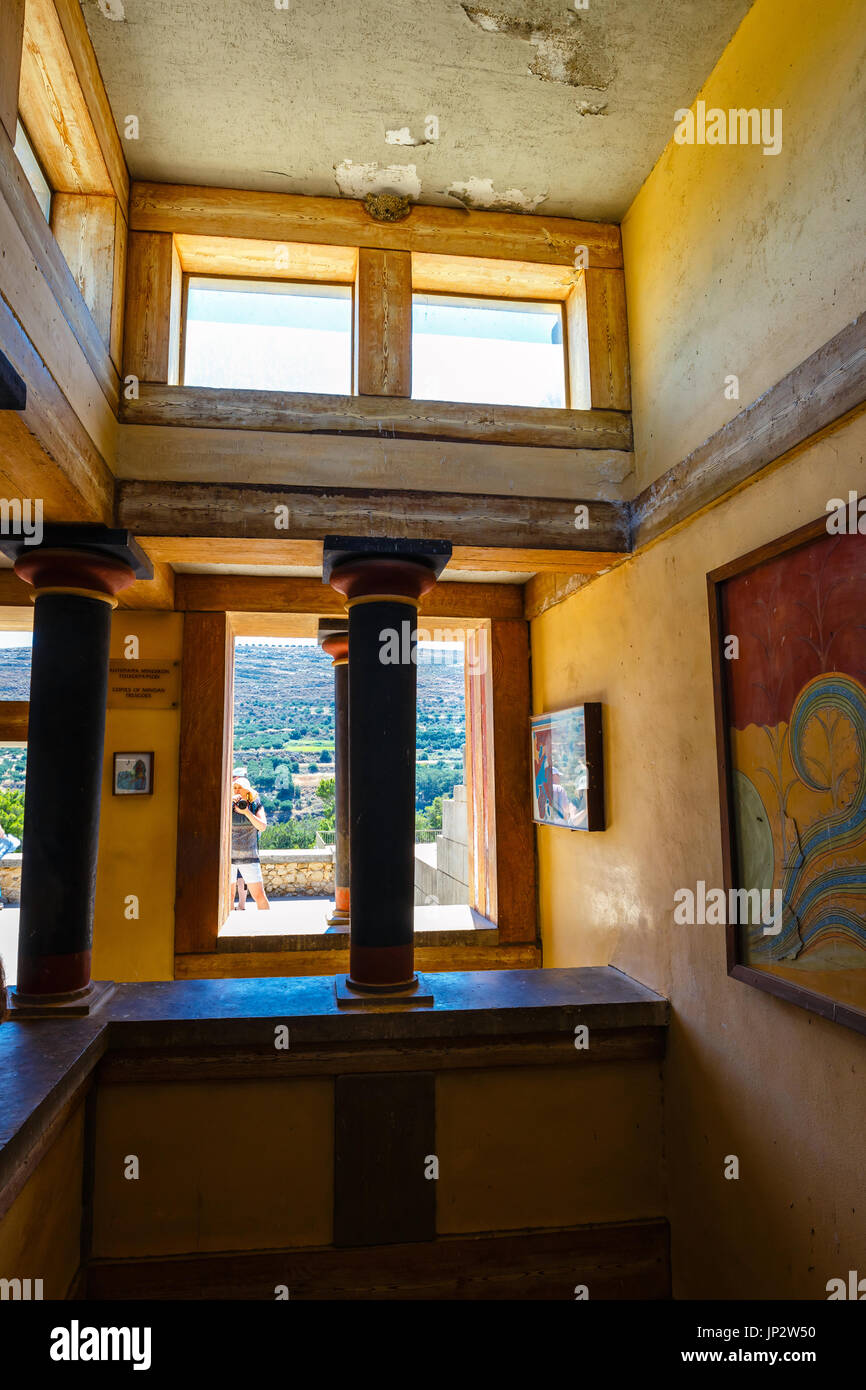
[317,619,349,665]
[0,525,152,600]
[323,536,451,606]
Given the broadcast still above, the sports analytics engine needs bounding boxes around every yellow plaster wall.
[532,413,866,1298]
[622,0,866,491]
[92,612,182,982]
[531,0,866,1297]
[0,1102,84,1299]
[91,1078,334,1258]
[436,1063,664,1235]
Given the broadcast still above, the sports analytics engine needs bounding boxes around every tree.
[0,788,24,841]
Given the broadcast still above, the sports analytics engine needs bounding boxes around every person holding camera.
[229,769,270,911]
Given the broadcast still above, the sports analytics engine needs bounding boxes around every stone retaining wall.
[0,850,335,904]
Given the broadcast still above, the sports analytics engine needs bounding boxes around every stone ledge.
[0,966,669,1208]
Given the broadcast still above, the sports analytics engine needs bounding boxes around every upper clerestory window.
[182,277,353,395]
[411,293,567,409]
[14,120,51,223]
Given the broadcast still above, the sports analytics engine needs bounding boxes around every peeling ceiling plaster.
[80,0,753,221]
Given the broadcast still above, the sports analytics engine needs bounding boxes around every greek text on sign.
[107,660,179,708]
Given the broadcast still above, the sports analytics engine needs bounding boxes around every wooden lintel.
[0,0,25,146]
[118,481,630,559]
[631,310,866,551]
[0,700,29,742]
[120,384,631,452]
[130,182,623,269]
[175,573,524,620]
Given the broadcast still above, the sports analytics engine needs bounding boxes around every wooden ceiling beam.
[131,182,622,269]
[118,481,630,568]
[120,384,631,452]
[177,573,523,621]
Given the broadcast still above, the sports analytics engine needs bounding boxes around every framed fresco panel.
[708,514,866,1034]
[530,703,604,831]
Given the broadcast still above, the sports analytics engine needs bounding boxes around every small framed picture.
[113,752,154,796]
[530,703,605,831]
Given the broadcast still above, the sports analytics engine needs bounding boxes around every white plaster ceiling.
[81,0,752,221]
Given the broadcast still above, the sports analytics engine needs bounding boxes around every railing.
[313,829,439,846]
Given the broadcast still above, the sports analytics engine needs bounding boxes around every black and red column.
[324,537,451,994]
[318,620,350,928]
[0,526,151,1013]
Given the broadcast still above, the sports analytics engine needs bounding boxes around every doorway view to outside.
[0,631,31,986]
[227,635,468,934]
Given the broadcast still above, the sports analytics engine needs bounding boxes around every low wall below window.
[0,851,336,905]
[255,849,335,898]
[0,855,20,905]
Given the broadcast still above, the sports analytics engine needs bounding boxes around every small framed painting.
[530,703,604,830]
[113,752,154,796]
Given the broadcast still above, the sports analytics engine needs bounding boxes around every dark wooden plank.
[85,1218,670,1300]
[120,383,633,451]
[632,311,866,549]
[334,1072,436,1247]
[95,1026,666,1084]
[117,481,630,556]
[174,612,233,955]
[491,620,537,943]
[0,700,29,741]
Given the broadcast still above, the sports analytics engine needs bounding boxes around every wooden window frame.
[173,608,538,974]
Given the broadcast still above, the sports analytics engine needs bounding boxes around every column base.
[8,979,116,1019]
[326,905,351,928]
[334,973,434,1009]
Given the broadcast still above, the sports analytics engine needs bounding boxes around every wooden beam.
[175,234,357,284]
[117,481,630,559]
[631,309,866,551]
[413,252,577,302]
[110,202,128,372]
[585,268,631,411]
[131,181,623,269]
[490,619,536,943]
[565,279,591,410]
[0,293,114,523]
[0,571,33,606]
[0,0,25,146]
[117,423,633,502]
[120,384,631,452]
[0,701,29,742]
[175,573,524,620]
[48,0,129,206]
[119,559,175,611]
[19,0,114,197]
[134,536,323,568]
[174,941,541,979]
[123,231,176,383]
[50,194,117,349]
[0,120,119,419]
[523,570,595,621]
[86,1217,669,1300]
[354,248,412,397]
[174,612,233,955]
